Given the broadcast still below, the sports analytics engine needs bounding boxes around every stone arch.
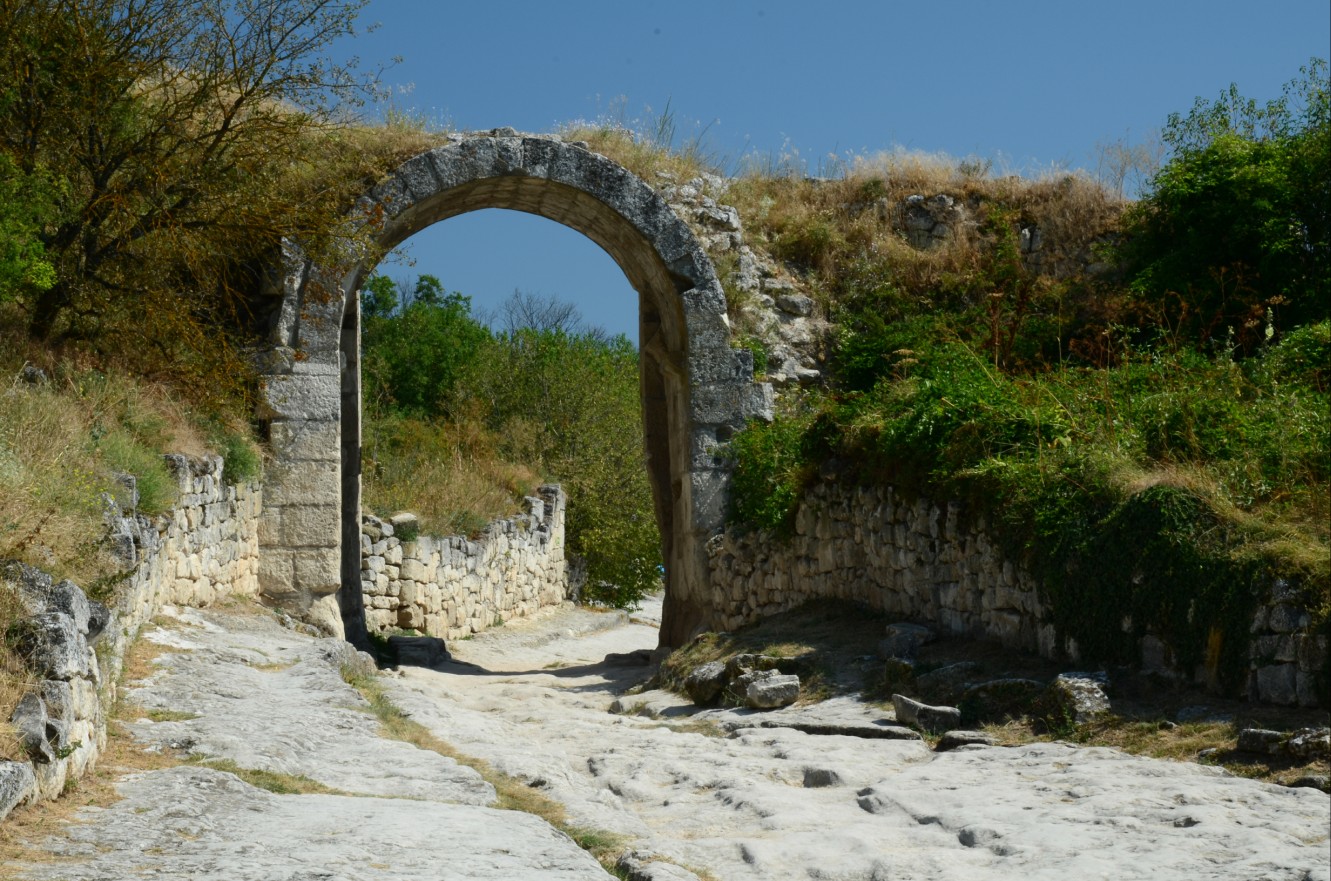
[256,133,771,648]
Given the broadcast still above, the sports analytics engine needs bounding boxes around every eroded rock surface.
[7,605,609,880]
[9,600,1329,881]
[384,598,1330,881]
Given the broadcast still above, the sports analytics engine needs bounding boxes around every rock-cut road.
[7,599,1329,881]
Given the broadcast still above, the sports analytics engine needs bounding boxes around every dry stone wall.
[706,480,1326,707]
[1,455,261,821]
[360,485,570,641]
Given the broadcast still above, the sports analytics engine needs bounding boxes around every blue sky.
[344,0,1329,341]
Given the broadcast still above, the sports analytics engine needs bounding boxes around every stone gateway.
[254,132,771,647]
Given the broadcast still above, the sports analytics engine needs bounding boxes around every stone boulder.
[386,635,450,668]
[1043,673,1111,725]
[1286,727,1330,760]
[1237,728,1286,755]
[684,661,727,705]
[935,730,997,752]
[958,678,1046,724]
[737,670,801,709]
[892,694,962,733]
[913,661,981,704]
[879,622,935,659]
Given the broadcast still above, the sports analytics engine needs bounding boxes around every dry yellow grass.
[362,413,542,537]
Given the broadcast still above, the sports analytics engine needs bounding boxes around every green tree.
[0,154,61,301]
[461,325,661,606]
[361,274,490,419]
[361,275,399,319]
[1122,59,1329,353]
[0,0,379,375]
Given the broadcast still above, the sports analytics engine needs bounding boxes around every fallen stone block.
[1236,728,1285,755]
[684,660,727,705]
[1043,672,1111,724]
[739,670,800,709]
[386,635,450,668]
[892,694,962,733]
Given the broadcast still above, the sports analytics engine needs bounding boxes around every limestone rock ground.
[389,597,1330,881]
[6,600,1329,881]
[4,605,609,880]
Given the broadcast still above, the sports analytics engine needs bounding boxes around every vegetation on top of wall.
[722,62,1330,680]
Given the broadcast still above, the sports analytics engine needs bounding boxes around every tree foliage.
[361,275,490,418]
[1122,59,1330,353]
[0,0,380,406]
[0,154,61,300]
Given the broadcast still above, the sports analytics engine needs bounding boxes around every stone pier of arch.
[254,132,772,648]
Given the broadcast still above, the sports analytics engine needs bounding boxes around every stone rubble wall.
[706,480,1326,708]
[1,455,261,821]
[656,171,832,391]
[361,484,570,641]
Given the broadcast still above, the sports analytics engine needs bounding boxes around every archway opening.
[258,136,763,649]
[347,209,659,642]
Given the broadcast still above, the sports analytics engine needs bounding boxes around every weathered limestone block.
[892,694,962,733]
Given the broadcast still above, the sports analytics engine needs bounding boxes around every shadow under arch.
[255,133,771,649]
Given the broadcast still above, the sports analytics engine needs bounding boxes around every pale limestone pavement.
[387,597,1331,881]
[6,606,610,880]
[8,601,1329,881]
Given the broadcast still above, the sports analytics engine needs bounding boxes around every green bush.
[362,277,491,419]
[1121,60,1329,353]
[462,327,661,607]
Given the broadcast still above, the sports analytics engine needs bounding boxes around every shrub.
[1120,60,1330,353]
